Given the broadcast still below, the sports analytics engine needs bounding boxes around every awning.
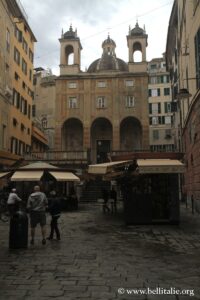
[137,159,185,174]
[11,171,44,181]
[88,160,132,175]
[49,171,80,182]
[0,172,10,179]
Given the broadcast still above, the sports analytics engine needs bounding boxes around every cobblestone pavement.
[0,203,200,300]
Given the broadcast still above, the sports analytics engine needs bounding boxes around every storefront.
[88,157,185,224]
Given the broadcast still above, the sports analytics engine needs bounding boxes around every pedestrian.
[47,191,61,241]
[110,187,117,213]
[102,188,110,213]
[7,188,22,216]
[27,185,48,245]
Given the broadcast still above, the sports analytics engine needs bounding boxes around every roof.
[88,55,128,73]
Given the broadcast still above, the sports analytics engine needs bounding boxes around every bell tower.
[59,25,82,75]
[127,22,148,73]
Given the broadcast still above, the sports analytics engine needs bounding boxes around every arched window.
[65,45,74,65]
[133,42,142,62]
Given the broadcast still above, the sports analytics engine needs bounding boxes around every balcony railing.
[24,151,88,162]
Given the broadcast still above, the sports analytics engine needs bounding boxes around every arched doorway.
[62,118,83,151]
[120,117,142,151]
[91,118,113,163]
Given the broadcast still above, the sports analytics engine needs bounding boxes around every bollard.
[9,211,28,249]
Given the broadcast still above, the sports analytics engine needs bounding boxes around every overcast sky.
[20,0,173,75]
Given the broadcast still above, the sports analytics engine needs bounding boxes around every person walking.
[27,185,48,245]
[110,187,117,213]
[102,188,110,213]
[47,191,61,241]
[7,188,22,216]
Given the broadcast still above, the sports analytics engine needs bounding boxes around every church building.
[55,23,149,163]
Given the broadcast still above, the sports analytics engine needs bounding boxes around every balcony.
[24,151,89,165]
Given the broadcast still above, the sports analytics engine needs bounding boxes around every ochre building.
[55,24,149,163]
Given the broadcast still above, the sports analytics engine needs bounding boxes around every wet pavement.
[0,202,200,300]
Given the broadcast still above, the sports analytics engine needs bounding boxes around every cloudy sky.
[20,0,174,75]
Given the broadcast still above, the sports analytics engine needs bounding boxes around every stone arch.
[65,45,74,65]
[62,118,83,151]
[90,117,113,163]
[132,42,142,62]
[120,116,142,151]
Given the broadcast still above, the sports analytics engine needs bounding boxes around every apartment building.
[11,6,36,157]
[148,55,174,152]
[166,0,200,211]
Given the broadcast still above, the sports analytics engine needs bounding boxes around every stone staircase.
[80,179,111,202]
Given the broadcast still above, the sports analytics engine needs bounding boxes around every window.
[11,137,18,154]
[12,89,20,108]
[164,88,170,95]
[42,118,47,128]
[13,118,18,127]
[32,105,36,117]
[149,88,160,97]
[97,81,106,88]
[97,96,106,108]
[14,26,22,42]
[125,96,134,107]
[153,130,159,140]
[149,103,161,114]
[28,105,31,119]
[6,28,10,52]
[22,38,28,54]
[22,59,27,75]
[20,97,27,114]
[29,49,34,63]
[29,69,32,81]
[125,80,134,87]
[150,64,157,70]
[165,116,171,124]
[149,76,157,84]
[69,97,78,108]
[14,47,20,65]
[2,125,7,149]
[15,72,20,81]
[149,116,159,125]
[68,82,77,89]
[195,27,200,88]
[164,102,171,113]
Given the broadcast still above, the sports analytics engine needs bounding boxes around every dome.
[102,35,116,48]
[63,25,78,39]
[88,55,128,73]
[88,35,128,73]
[131,22,145,36]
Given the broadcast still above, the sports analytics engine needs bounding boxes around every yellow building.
[10,5,36,157]
[0,0,21,168]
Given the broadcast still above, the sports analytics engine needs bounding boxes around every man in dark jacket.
[47,191,61,240]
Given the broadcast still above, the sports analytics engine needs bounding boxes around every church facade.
[55,24,149,163]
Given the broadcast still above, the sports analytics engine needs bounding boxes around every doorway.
[96,140,110,163]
